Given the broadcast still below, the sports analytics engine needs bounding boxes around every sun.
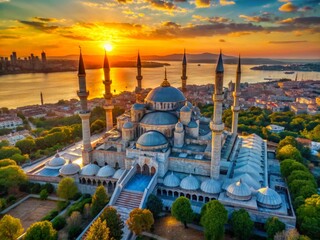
[104,43,113,52]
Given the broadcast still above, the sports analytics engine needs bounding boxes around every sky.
[0,0,319,58]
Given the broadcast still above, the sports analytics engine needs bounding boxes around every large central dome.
[145,78,186,111]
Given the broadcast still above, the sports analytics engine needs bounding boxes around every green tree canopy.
[100,206,124,240]
[171,196,194,228]
[15,139,36,154]
[90,119,105,134]
[126,208,154,236]
[287,170,316,186]
[277,136,298,150]
[200,200,228,240]
[90,185,109,217]
[0,140,9,148]
[146,194,163,218]
[280,159,308,178]
[86,217,110,240]
[0,146,21,160]
[231,209,254,240]
[0,165,27,189]
[0,159,17,167]
[24,221,57,240]
[265,217,285,240]
[297,194,320,239]
[276,145,303,162]
[57,177,78,200]
[0,214,24,240]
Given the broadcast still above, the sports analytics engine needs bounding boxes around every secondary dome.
[180,104,191,112]
[201,178,222,194]
[136,131,168,151]
[96,165,115,178]
[180,174,200,190]
[257,187,282,209]
[140,112,178,126]
[112,169,124,179]
[80,164,100,176]
[59,160,80,176]
[123,121,134,129]
[232,173,261,190]
[187,121,198,128]
[164,172,180,187]
[226,179,252,201]
[47,153,66,168]
[145,86,186,103]
[175,121,184,132]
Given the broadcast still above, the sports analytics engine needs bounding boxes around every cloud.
[280,16,320,25]
[0,35,20,39]
[0,0,10,3]
[146,0,177,10]
[269,40,308,44]
[239,14,272,23]
[32,17,60,22]
[60,34,93,41]
[220,0,235,6]
[18,20,58,32]
[219,39,226,42]
[298,6,313,12]
[279,2,298,12]
[192,15,231,23]
[194,0,210,8]
[162,21,181,27]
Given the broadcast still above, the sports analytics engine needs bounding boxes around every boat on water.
[264,77,281,81]
[284,71,295,74]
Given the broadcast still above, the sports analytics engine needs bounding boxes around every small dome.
[187,121,198,128]
[186,101,193,108]
[226,179,252,201]
[180,104,191,112]
[96,165,115,177]
[140,112,178,126]
[80,163,100,176]
[47,153,66,167]
[201,178,222,194]
[112,169,124,179]
[123,121,134,129]
[257,187,282,209]
[145,86,186,103]
[136,131,168,150]
[175,121,184,132]
[164,172,180,187]
[232,173,261,190]
[180,174,200,190]
[59,160,80,176]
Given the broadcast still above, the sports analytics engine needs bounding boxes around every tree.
[0,146,21,160]
[289,180,317,199]
[0,159,17,167]
[40,189,48,200]
[287,170,316,186]
[146,194,163,218]
[200,200,228,240]
[67,211,82,229]
[231,209,254,240]
[24,221,57,240]
[0,165,27,189]
[100,206,124,240]
[276,145,303,162]
[90,120,105,134]
[90,185,109,217]
[126,208,154,236]
[280,160,308,178]
[171,196,194,228]
[265,217,285,240]
[0,214,24,240]
[15,139,36,154]
[297,194,320,239]
[278,136,298,150]
[86,217,110,240]
[57,177,78,200]
[0,140,9,148]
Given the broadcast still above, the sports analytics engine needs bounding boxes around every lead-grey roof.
[123,121,134,129]
[227,179,251,198]
[257,187,282,207]
[96,165,115,177]
[137,131,168,147]
[47,153,66,167]
[59,161,80,175]
[200,178,222,194]
[180,174,200,190]
[164,172,181,187]
[80,163,100,176]
[141,111,178,125]
[145,86,186,103]
[132,103,145,110]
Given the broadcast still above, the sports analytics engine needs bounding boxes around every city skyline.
[0,0,319,58]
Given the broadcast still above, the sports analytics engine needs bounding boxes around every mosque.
[32,49,296,238]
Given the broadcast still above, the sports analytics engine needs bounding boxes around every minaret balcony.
[232,92,241,97]
[231,106,240,112]
[103,80,112,85]
[213,94,224,102]
[210,122,224,132]
[77,91,89,98]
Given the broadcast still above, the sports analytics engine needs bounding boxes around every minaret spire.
[77,48,92,165]
[210,50,225,180]
[103,50,114,131]
[181,49,187,93]
[136,51,143,102]
[231,54,241,135]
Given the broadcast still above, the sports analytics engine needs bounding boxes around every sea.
[0,61,319,109]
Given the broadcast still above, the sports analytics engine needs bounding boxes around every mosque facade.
[32,50,296,237]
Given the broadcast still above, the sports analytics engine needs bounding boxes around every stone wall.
[168,157,210,176]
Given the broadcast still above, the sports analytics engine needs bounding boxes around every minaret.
[181,49,187,93]
[40,92,44,105]
[102,50,114,131]
[77,48,92,165]
[231,55,241,135]
[210,51,225,179]
[136,51,143,92]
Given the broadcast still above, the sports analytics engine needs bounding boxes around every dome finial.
[161,67,171,87]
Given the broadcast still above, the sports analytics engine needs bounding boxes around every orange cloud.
[220,0,235,6]
[279,2,298,12]
[194,0,210,8]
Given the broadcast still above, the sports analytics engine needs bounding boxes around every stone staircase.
[115,190,143,209]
